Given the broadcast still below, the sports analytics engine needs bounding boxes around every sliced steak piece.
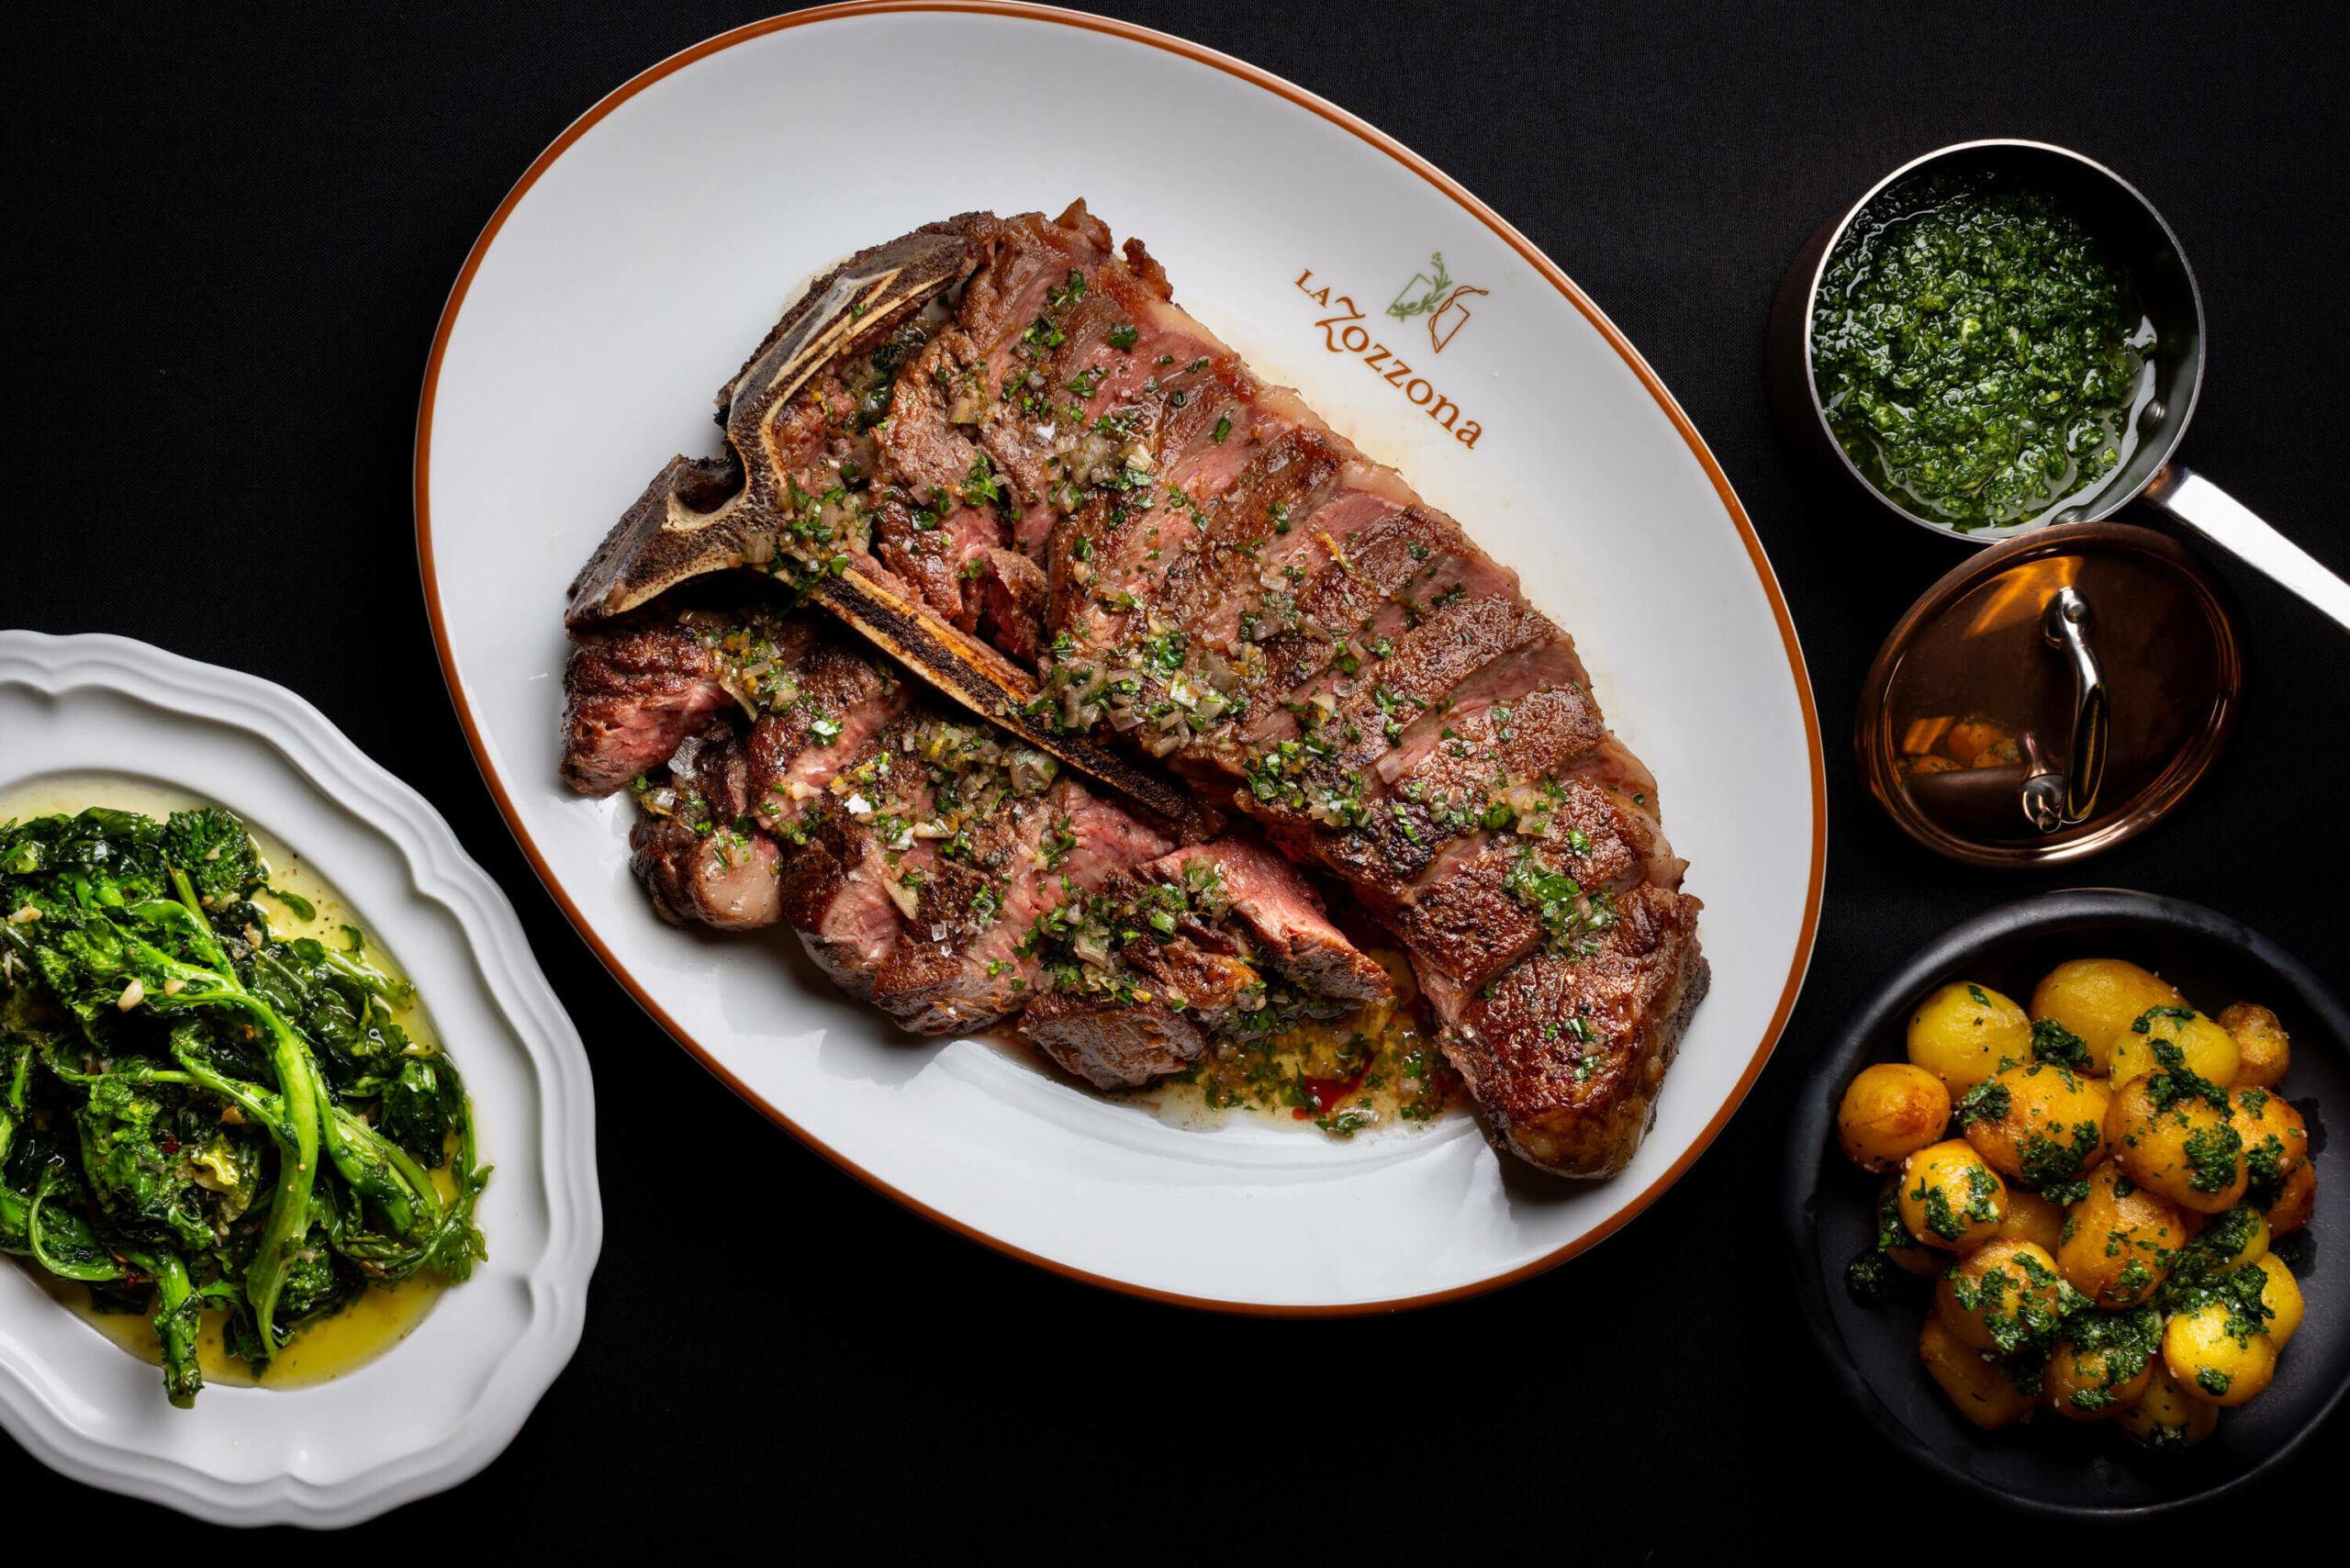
[1148,426,1348,654]
[1372,681,1606,790]
[1390,774,1665,996]
[1316,598,1558,770]
[864,770,1177,1032]
[875,321,991,502]
[1050,775,1181,885]
[741,622,910,833]
[974,546,1050,665]
[869,489,980,630]
[1141,839,1388,1003]
[630,815,783,931]
[778,828,904,1000]
[866,781,1058,1032]
[1118,927,1262,1027]
[1019,991,1206,1090]
[1429,884,1708,1179]
[560,622,733,795]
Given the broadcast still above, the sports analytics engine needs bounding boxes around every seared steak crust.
[560,622,733,796]
[1017,991,1203,1090]
[1439,886,1710,1178]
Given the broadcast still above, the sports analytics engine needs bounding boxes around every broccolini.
[0,805,488,1407]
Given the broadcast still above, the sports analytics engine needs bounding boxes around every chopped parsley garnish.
[2030,1016,2092,1071]
[2181,1121,2245,1193]
[1953,1079,2011,1126]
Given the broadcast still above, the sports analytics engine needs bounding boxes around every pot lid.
[1855,521,2243,868]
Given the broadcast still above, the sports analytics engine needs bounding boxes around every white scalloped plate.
[417,2,1822,1311]
[0,632,600,1527]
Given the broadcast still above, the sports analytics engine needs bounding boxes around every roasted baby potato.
[2162,1299,2277,1407]
[1870,1176,1946,1278]
[2105,1071,2247,1214]
[2244,1257,2305,1349]
[2031,959,2188,1075]
[2216,1002,2290,1089]
[2058,1164,2188,1307]
[1908,981,2031,1092]
[1959,1060,2107,1188]
[1992,1189,2065,1256]
[1918,1313,2037,1430]
[2232,1086,2310,1195]
[1935,1238,2068,1353]
[2043,1320,2157,1420]
[2121,1362,2220,1449]
[2191,1204,2269,1273]
[2108,1007,2241,1088]
[2262,1159,2317,1238]
[1837,1062,1953,1172]
[1898,1139,2008,1253]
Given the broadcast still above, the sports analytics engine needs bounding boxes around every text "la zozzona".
[1296,269,1483,448]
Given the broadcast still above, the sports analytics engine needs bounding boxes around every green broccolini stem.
[319,1099,442,1238]
[122,1247,204,1408]
[24,1167,127,1282]
[155,868,322,1360]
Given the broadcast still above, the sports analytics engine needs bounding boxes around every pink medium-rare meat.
[561,622,736,795]
[1140,839,1388,1002]
[561,202,1700,1174]
[557,591,1390,1080]
[934,205,1703,1176]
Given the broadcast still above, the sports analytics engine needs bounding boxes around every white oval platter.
[416,2,1821,1311]
[0,631,601,1527]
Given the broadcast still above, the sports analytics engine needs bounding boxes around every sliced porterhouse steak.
[562,621,736,796]
[563,201,1704,1177]
[558,594,1386,1088]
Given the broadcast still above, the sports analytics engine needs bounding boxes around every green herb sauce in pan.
[1811,174,2157,532]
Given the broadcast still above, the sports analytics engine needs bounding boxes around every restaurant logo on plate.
[1294,260,1485,448]
[1386,252,1489,354]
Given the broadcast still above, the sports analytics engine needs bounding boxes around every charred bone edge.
[558,212,1218,842]
[563,219,990,629]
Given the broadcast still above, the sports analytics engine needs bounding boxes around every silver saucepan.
[1767,138,2350,633]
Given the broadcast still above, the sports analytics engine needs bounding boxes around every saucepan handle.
[2020,587,2107,831]
[2143,465,2350,633]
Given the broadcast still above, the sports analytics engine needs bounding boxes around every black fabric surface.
[7,1,2347,1552]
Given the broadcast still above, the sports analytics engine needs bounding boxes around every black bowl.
[1782,889,2347,1516]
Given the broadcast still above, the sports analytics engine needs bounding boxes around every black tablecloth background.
[9,2,2346,1551]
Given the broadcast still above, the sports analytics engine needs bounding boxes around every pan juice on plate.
[1811,174,2159,532]
[0,778,490,1406]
